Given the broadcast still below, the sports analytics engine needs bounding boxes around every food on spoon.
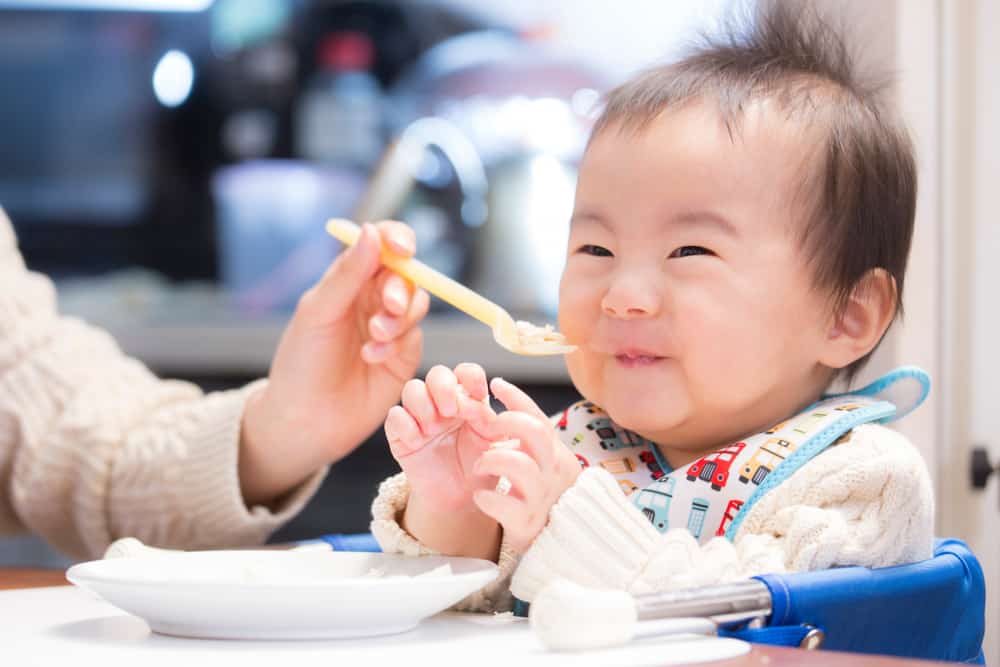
[514,321,572,348]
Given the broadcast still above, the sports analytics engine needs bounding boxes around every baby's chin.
[600,398,689,443]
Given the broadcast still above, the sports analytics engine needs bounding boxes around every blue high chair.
[722,538,985,663]
[312,533,985,663]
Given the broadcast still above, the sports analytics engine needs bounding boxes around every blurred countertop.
[55,271,571,383]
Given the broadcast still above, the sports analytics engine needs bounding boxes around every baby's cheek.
[557,290,595,341]
[681,312,762,396]
[563,352,599,406]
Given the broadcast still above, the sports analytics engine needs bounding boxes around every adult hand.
[239,221,430,506]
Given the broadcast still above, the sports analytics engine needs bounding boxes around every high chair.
[313,534,985,663]
[720,538,985,663]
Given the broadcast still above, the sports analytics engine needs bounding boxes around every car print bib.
[551,367,930,544]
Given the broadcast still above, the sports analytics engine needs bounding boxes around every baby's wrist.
[404,492,502,561]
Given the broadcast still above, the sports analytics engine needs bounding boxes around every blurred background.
[0,0,996,660]
[0,0,743,557]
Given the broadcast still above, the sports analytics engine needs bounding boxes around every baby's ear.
[820,268,897,369]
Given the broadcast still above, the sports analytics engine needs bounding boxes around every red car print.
[686,442,747,491]
[576,454,590,469]
[556,408,570,431]
[638,450,665,480]
[716,499,745,536]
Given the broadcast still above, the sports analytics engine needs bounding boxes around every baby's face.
[559,101,836,457]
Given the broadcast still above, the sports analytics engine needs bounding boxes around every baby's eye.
[579,244,614,257]
[669,246,714,259]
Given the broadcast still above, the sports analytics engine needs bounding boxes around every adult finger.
[379,272,412,317]
[401,287,430,332]
[304,223,381,322]
[368,286,428,344]
[362,324,422,369]
[372,220,416,258]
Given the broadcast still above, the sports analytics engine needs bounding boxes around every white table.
[0,585,749,667]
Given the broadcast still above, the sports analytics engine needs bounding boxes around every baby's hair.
[592,3,916,384]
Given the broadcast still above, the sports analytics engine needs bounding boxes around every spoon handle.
[326,218,506,330]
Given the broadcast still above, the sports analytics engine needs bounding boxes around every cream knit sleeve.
[510,423,935,602]
[370,471,520,613]
[0,210,325,560]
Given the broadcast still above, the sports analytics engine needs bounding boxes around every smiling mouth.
[614,353,665,367]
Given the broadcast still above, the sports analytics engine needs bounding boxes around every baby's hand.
[472,378,582,553]
[385,363,498,513]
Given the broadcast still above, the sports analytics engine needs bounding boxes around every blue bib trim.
[821,365,930,423]
[723,367,930,541]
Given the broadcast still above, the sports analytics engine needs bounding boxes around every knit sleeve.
[510,423,935,602]
[0,209,325,560]
[370,471,520,613]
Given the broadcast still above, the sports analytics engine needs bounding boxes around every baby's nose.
[601,276,660,319]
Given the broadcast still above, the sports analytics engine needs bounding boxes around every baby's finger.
[486,410,556,471]
[373,220,417,258]
[475,447,542,504]
[385,405,424,458]
[472,491,530,552]
[400,378,441,436]
[425,365,460,419]
[457,393,496,428]
[490,377,550,422]
[454,363,489,401]
[454,363,495,426]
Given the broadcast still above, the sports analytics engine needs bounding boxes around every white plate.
[66,550,498,640]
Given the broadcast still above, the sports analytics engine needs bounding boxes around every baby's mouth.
[614,351,665,367]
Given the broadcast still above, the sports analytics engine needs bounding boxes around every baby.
[371,5,934,612]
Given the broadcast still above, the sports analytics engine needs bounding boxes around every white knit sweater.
[371,422,935,612]
[0,208,324,560]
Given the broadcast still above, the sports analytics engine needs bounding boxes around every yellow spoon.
[326,218,576,356]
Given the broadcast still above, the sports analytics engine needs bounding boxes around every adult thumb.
[305,222,381,321]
